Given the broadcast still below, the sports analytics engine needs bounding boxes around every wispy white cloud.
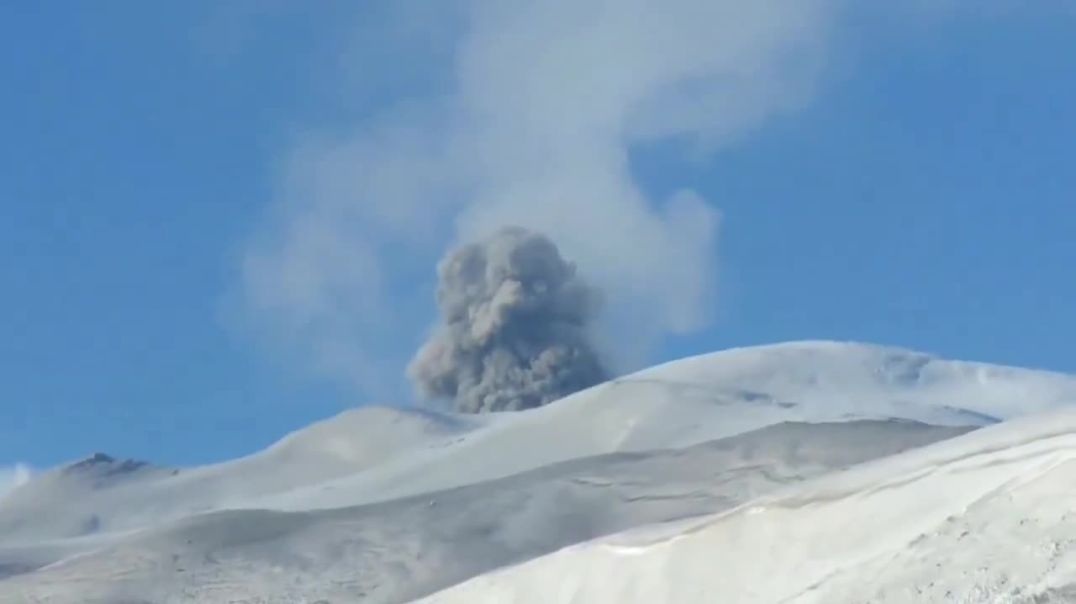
[0,464,32,500]
[238,0,844,399]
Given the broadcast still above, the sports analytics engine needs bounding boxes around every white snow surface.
[1,341,1074,603]
[422,409,1076,604]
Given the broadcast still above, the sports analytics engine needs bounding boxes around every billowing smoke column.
[408,226,609,413]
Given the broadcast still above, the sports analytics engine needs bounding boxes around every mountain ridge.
[2,340,1074,603]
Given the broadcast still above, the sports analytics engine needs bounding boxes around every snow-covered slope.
[3,340,1040,543]
[246,341,1076,513]
[0,420,969,603]
[422,409,1076,604]
[0,407,480,543]
[1,341,1074,603]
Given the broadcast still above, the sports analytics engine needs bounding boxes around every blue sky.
[2,2,1074,469]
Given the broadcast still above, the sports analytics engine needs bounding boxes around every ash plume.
[241,0,844,399]
[408,226,608,413]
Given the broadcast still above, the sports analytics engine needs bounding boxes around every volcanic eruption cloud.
[240,1,844,406]
[408,227,608,413]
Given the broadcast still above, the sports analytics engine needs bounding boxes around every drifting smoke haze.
[240,0,842,400]
[409,227,607,412]
[0,464,32,501]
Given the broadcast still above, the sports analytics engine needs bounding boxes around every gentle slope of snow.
[422,409,1076,604]
[242,341,1076,512]
[0,407,481,543]
[0,420,969,603]
[1,341,1074,603]
[8,340,1050,543]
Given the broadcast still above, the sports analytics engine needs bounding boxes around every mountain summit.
[1,342,1074,602]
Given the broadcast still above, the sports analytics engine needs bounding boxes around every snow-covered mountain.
[422,409,1076,603]
[1,341,1074,603]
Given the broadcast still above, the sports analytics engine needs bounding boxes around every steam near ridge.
[0,464,32,501]
[409,227,608,413]
[240,1,843,399]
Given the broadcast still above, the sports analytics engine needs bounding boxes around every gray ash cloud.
[408,226,608,413]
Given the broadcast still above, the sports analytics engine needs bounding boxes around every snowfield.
[1,341,1074,603]
[421,410,1076,604]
